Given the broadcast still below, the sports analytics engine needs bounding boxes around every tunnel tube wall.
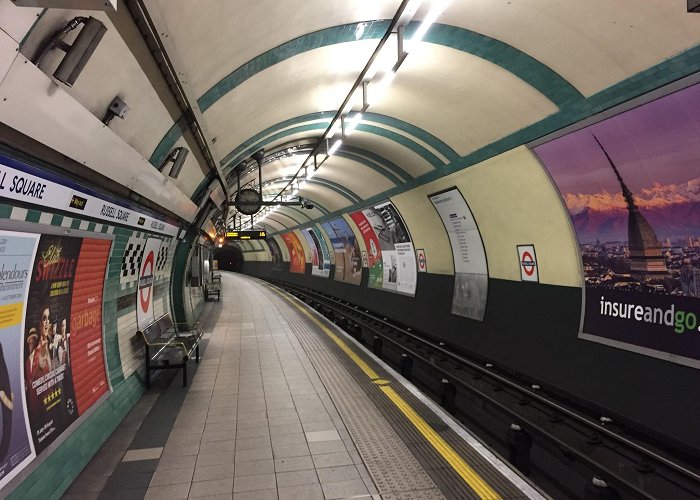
[240,131,700,452]
[0,146,191,499]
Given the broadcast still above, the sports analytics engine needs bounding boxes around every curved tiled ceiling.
[141,0,700,232]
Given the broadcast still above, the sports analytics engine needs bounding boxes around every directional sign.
[517,244,538,282]
[416,248,427,273]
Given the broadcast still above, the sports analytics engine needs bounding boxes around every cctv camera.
[300,198,314,210]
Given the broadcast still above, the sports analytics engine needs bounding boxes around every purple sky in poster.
[534,83,700,243]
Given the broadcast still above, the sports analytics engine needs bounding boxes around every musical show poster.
[533,82,700,368]
[24,235,110,452]
[320,218,362,285]
[301,227,330,278]
[429,188,489,321]
[0,231,37,489]
[280,232,306,274]
[349,210,383,288]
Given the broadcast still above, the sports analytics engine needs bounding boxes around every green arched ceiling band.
[281,206,314,223]
[266,214,294,230]
[153,21,580,170]
[334,150,403,186]
[268,210,303,227]
[224,122,325,176]
[221,112,331,166]
[418,23,583,109]
[275,175,362,205]
[341,145,411,182]
[363,111,458,163]
[198,21,391,112]
[222,120,439,179]
[199,21,581,114]
[355,123,443,169]
[220,110,457,168]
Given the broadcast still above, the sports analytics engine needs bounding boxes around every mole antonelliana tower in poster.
[592,135,668,281]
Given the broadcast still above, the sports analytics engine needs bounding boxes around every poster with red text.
[69,239,110,412]
[349,210,383,288]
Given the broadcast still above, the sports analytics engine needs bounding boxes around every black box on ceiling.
[689,0,700,13]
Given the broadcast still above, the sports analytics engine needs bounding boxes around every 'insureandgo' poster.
[0,231,37,489]
[24,235,110,452]
[533,82,700,368]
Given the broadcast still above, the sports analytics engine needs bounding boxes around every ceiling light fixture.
[267,0,447,212]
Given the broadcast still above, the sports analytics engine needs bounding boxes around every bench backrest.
[140,314,174,344]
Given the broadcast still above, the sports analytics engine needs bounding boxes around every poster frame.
[350,200,418,297]
[0,218,114,492]
[527,73,700,369]
[427,186,490,320]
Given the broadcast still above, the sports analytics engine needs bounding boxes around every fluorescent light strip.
[345,112,363,136]
[411,0,448,44]
[328,139,343,155]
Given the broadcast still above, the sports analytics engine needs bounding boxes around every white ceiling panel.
[144,0,401,97]
[445,0,700,97]
[370,45,558,157]
[204,41,378,162]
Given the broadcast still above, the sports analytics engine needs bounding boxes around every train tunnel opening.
[213,245,244,272]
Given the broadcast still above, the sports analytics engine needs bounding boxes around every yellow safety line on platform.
[271,288,503,500]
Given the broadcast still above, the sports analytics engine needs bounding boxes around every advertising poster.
[429,188,488,321]
[137,238,161,330]
[533,82,700,368]
[69,239,111,412]
[349,210,383,288]
[372,201,418,295]
[280,232,306,274]
[312,226,332,270]
[0,231,37,489]
[24,236,73,451]
[301,227,330,277]
[320,218,362,285]
[267,237,284,271]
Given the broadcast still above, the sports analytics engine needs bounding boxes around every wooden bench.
[212,273,222,284]
[205,281,221,301]
[137,314,203,388]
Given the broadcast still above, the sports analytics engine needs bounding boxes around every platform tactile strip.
[264,284,535,500]
[279,301,445,499]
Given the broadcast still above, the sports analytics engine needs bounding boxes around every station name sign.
[0,156,178,236]
[226,230,267,240]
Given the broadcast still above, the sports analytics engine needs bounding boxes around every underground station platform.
[63,273,544,500]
